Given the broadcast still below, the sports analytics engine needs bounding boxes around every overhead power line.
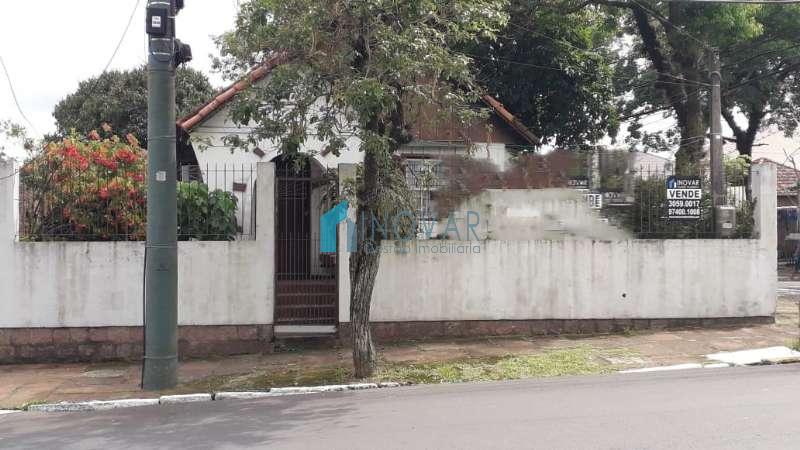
[70,0,142,124]
[0,55,38,135]
[664,1,800,4]
[629,0,711,49]
[102,0,142,75]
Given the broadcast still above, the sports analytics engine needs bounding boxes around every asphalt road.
[1,365,799,450]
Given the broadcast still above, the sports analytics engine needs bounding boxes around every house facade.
[176,58,540,334]
[0,60,779,363]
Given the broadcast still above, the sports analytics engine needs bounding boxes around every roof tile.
[177,54,539,146]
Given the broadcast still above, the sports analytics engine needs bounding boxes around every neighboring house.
[598,148,673,181]
[597,149,673,175]
[627,151,673,175]
[589,148,673,202]
[751,157,800,260]
[176,57,539,332]
[752,157,799,208]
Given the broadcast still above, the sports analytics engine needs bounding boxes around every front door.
[274,156,338,326]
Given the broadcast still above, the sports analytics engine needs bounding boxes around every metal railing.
[399,146,755,240]
[595,164,753,239]
[17,163,257,241]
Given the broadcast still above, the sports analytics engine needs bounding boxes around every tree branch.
[627,5,688,127]
[722,107,744,139]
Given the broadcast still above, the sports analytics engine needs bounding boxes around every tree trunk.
[349,146,383,378]
[349,241,380,378]
[628,3,706,174]
[675,113,705,174]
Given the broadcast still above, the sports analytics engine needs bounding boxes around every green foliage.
[468,0,619,146]
[613,177,714,239]
[333,161,417,239]
[606,174,755,239]
[1,120,36,161]
[725,155,751,186]
[598,150,629,192]
[216,0,508,158]
[721,5,800,142]
[217,0,509,251]
[52,66,215,148]
[20,132,147,240]
[735,199,756,239]
[20,132,239,241]
[182,346,622,392]
[177,181,239,241]
[376,348,612,383]
[608,1,800,163]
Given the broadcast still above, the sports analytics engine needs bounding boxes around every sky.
[0,0,239,159]
[1,1,796,164]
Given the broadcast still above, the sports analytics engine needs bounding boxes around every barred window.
[404,158,444,221]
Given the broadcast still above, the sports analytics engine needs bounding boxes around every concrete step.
[273,325,340,349]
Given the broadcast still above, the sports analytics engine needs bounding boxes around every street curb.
[28,398,160,413]
[22,381,405,413]
[759,356,800,365]
[159,393,213,404]
[619,362,733,374]
[619,356,800,374]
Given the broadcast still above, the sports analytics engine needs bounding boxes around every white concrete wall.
[369,238,773,321]
[0,162,276,328]
[1,161,778,328]
[345,163,777,322]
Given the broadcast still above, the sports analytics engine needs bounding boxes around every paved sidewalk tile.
[1,296,797,409]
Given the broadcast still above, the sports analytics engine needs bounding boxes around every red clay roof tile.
[178,54,539,146]
[753,157,799,194]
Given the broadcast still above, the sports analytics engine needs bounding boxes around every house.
[176,56,540,239]
[176,57,540,333]
[750,157,800,260]
[751,157,799,207]
[594,148,673,198]
[598,149,673,178]
[0,61,781,362]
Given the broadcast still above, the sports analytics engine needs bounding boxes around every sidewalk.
[1,297,797,410]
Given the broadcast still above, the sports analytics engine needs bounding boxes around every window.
[404,158,444,221]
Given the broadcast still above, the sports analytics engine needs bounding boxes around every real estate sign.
[568,177,589,190]
[666,176,702,220]
[586,193,603,209]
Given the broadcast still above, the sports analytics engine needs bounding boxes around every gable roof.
[480,95,540,145]
[753,157,799,195]
[177,53,288,132]
[177,56,539,145]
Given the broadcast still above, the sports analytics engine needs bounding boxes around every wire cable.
[101,0,142,76]
[0,56,38,135]
[629,0,711,49]
[0,168,20,181]
[70,0,143,123]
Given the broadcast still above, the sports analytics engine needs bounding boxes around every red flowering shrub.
[20,131,147,240]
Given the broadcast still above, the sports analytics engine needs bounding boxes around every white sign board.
[586,193,603,209]
[666,176,702,220]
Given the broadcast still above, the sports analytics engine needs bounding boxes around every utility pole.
[708,48,725,209]
[143,0,191,390]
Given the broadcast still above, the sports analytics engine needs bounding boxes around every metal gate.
[274,157,338,326]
